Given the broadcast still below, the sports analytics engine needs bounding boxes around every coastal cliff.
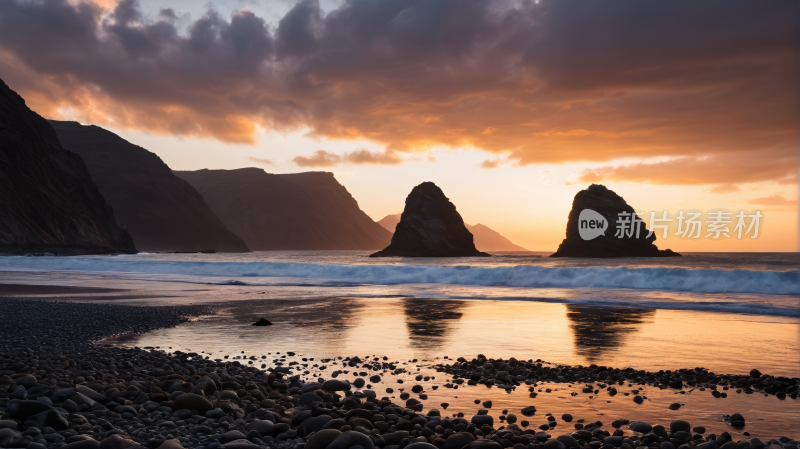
[0,79,135,255]
[50,121,250,253]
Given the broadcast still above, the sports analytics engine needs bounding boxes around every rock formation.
[370,182,489,257]
[49,121,250,253]
[0,79,136,255]
[551,184,680,257]
[174,169,391,250]
[378,214,527,252]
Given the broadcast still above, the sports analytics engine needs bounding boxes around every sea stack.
[0,78,136,255]
[370,182,489,257]
[551,184,680,258]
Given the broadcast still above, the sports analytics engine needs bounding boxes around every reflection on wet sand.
[566,305,655,360]
[403,298,465,349]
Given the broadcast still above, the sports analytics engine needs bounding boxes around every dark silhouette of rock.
[370,182,489,257]
[174,168,391,250]
[551,184,680,258]
[0,78,135,255]
[252,318,273,326]
[48,121,250,253]
[378,214,527,251]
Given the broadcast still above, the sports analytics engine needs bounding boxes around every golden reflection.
[403,298,465,349]
[566,305,655,361]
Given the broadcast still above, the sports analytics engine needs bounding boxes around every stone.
[521,406,537,417]
[729,413,745,427]
[156,441,184,449]
[172,393,212,411]
[544,440,566,449]
[561,414,573,422]
[471,415,493,427]
[304,429,342,449]
[61,440,102,449]
[370,182,489,257]
[670,421,691,433]
[557,435,581,449]
[322,379,352,391]
[221,431,247,443]
[441,433,475,449]
[551,184,679,258]
[98,435,142,449]
[629,422,652,433]
[252,318,272,326]
[247,420,274,436]
[326,430,375,449]
[464,439,504,449]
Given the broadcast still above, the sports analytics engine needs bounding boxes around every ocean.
[2,251,799,438]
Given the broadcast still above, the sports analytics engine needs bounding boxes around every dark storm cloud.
[0,0,796,184]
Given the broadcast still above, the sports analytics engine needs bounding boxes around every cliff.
[0,79,135,255]
[174,169,392,250]
[49,121,250,253]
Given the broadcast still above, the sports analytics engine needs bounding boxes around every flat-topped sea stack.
[370,182,489,257]
[551,184,680,258]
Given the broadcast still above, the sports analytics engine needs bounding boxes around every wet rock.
[252,318,272,326]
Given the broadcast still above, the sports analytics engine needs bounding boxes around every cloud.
[707,184,740,194]
[748,195,797,206]
[0,0,795,182]
[577,149,797,186]
[480,159,500,169]
[248,156,275,166]
[292,150,341,168]
[292,148,401,167]
[344,148,402,165]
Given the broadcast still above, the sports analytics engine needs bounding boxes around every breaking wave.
[1,257,797,295]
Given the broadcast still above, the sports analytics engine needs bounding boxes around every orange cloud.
[248,157,275,166]
[577,150,797,186]
[707,184,740,194]
[480,159,500,169]
[748,195,797,206]
[0,0,794,183]
[292,148,402,167]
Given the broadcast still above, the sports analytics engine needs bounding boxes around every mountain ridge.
[49,121,250,253]
[174,168,392,250]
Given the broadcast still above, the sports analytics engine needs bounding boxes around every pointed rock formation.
[0,79,135,255]
[551,184,680,258]
[370,182,489,257]
[49,121,250,253]
[378,214,528,252]
[174,168,391,250]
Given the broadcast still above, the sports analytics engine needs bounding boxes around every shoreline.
[1,297,799,449]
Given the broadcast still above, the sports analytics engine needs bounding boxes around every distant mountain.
[371,182,489,257]
[0,80,136,255]
[174,168,392,250]
[48,121,249,253]
[378,214,528,252]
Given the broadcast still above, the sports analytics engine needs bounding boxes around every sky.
[0,0,797,251]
